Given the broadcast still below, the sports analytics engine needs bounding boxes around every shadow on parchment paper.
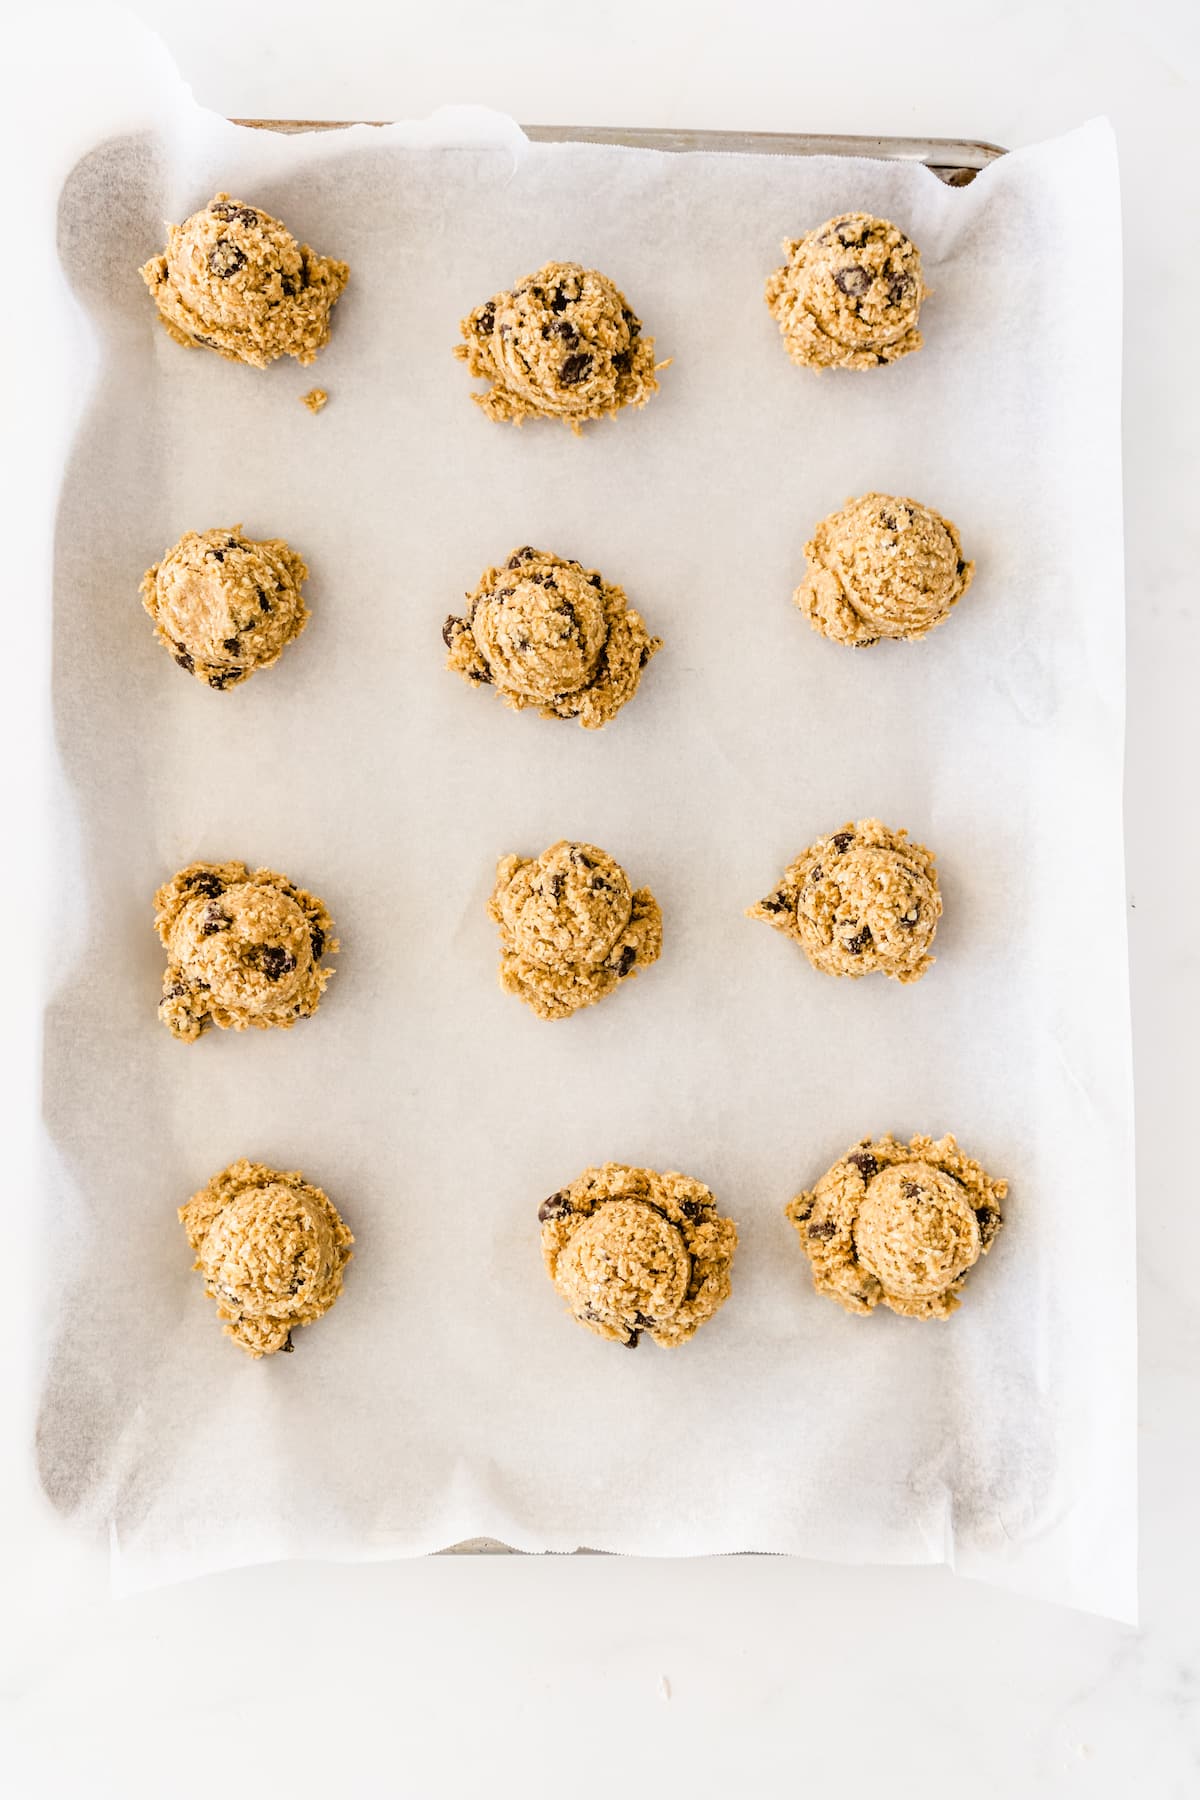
[33,131,1066,1571]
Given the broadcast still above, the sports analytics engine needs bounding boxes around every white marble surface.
[3,0,1197,1792]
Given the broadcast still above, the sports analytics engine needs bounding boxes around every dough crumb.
[541,1165,737,1347]
[765,212,927,370]
[140,192,348,368]
[180,1159,353,1356]
[796,493,973,645]
[455,261,663,429]
[300,387,329,413]
[749,819,941,983]
[786,1133,1006,1319]
[154,861,338,1041]
[490,841,662,1020]
[444,546,661,729]
[141,524,309,689]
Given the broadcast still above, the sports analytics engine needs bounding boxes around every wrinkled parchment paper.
[33,10,1133,1614]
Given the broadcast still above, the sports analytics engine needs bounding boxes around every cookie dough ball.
[139,193,349,368]
[443,546,661,729]
[490,841,662,1021]
[749,820,941,984]
[765,213,927,371]
[540,1165,737,1346]
[455,261,661,429]
[786,1134,1005,1319]
[797,493,973,646]
[154,861,337,1042]
[141,525,309,690]
[180,1159,353,1356]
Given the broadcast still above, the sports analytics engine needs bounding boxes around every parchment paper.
[33,10,1134,1615]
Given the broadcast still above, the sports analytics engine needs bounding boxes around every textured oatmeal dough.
[141,525,309,690]
[749,819,941,983]
[180,1159,353,1356]
[140,193,349,368]
[797,493,973,646]
[300,387,328,413]
[443,545,661,729]
[786,1133,1006,1320]
[490,841,662,1020]
[540,1165,737,1347]
[155,861,337,1042]
[455,261,662,429]
[765,212,927,371]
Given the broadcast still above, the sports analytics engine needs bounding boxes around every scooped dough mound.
[797,493,973,646]
[785,1133,1006,1320]
[139,193,349,368]
[443,546,661,729]
[141,525,309,689]
[180,1159,353,1356]
[748,819,941,983]
[489,840,662,1020]
[540,1164,737,1347]
[155,861,337,1042]
[765,213,927,371]
[455,261,661,428]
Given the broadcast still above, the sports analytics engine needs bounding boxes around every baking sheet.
[33,11,1133,1614]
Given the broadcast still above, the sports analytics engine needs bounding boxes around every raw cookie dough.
[141,525,309,690]
[455,261,661,428]
[785,1133,1006,1319]
[139,193,349,368]
[748,819,941,983]
[489,841,662,1020]
[180,1159,353,1356]
[155,861,337,1042]
[443,546,661,729]
[796,493,974,646]
[300,387,328,413]
[765,213,928,371]
[540,1164,737,1347]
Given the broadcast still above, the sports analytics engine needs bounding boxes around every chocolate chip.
[571,849,596,869]
[807,865,823,885]
[677,1197,706,1223]
[612,945,637,978]
[956,559,967,577]
[623,1330,641,1349]
[470,667,493,685]
[834,222,864,247]
[185,872,225,898]
[222,637,240,653]
[256,586,271,613]
[620,306,641,338]
[209,202,258,227]
[476,300,495,335]
[252,945,297,981]
[546,875,563,902]
[900,908,920,928]
[208,668,243,690]
[846,1151,878,1180]
[886,275,912,306]
[759,895,789,914]
[902,1179,922,1198]
[538,1191,572,1223]
[830,832,854,854]
[310,925,326,961]
[875,354,889,366]
[557,600,580,637]
[613,349,632,376]
[974,1207,997,1242]
[881,512,898,531]
[280,1331,295,1353]
[807,1219,837,1241]
[441,615,460,648]
[209,548,225,564]
[507,548,536,568]
[834,264,870,297]
[791,1199,814,1222]
[200,904,231,936]
[549,318,579,347]
[559,352,593,386]
[588,573,603,590]
[281,272,299,297]
[632,1312,656,1328]
[208,240,246,279]
[162,983,187,1001]
[844,926,873,955]
[173,647,195,673]
[549,286,572,314]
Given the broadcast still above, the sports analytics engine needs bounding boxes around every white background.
[2,0,1197,1793]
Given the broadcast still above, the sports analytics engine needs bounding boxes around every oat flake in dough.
[140,193,348,368]
[540,1165,737,1347]
[155,861,337,1042]
[141,525,309,690]
[765,212,927,371]
[797,493,974,646]
[180,1159,353,1357]
[443,546,661,729]
[490,841,662,1020]
[455,261,662,429]
[786,1133,1006,1319]
[749,819,941,983]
